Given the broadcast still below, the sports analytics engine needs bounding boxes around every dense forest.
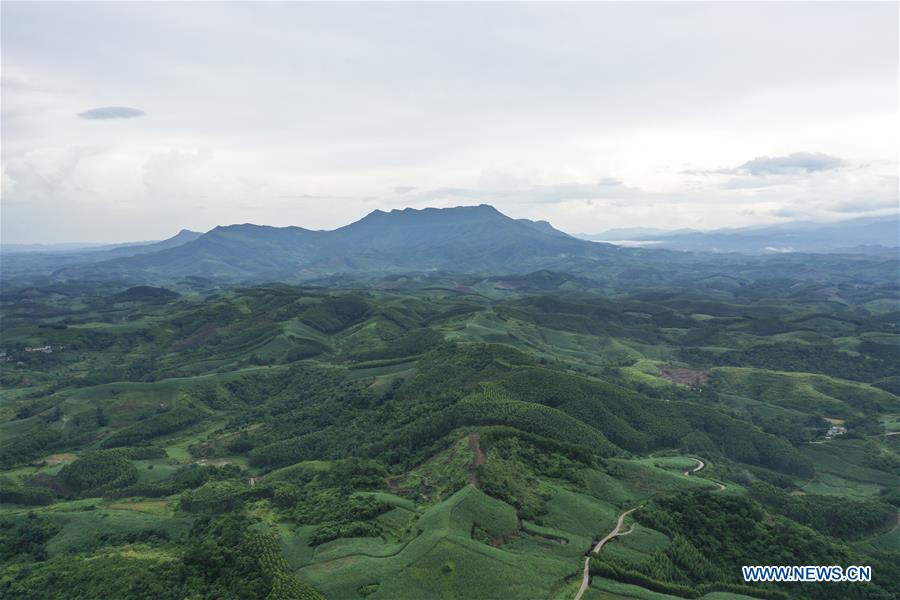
[0,268,897,599]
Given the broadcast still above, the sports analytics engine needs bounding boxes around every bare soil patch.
[468,433,486,488]
[38,453,78,466]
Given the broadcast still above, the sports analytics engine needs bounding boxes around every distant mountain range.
[0,230,206,282]
[0,230,203,256]
[98,229,204,257]
[44,205,611,282]
[2,206,897,286]
[578,214,899,255]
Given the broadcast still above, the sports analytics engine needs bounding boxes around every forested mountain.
[48,205,608,282]
[4,206,898,289]
[1,253,898,599]
[0,229,204,282]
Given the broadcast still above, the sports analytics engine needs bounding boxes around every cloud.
[771,206,806,218]
[685,152,849,179]
[77,106,145,120]
[278,193,352,201]
[827,196,899,214]
[407,180,629,206]
[738,152,847,176]
[393,186,416,195]
[512,180,626,203]
[681,167,738,176]
[2,3,897,242]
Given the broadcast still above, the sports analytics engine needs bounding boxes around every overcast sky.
[2,2,897,243]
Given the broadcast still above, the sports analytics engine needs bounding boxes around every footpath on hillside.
[574,456,727,599]
[574,508,637,600]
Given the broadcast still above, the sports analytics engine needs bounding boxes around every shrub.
[58,450,138,494]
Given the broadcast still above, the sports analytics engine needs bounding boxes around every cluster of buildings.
[24,345,65,353]
[825,424,847,438]
[0,346,66,365]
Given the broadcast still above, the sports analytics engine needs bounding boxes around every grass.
[44,509,192,557]
[353,491,420,512]
[867,521,900,553]
[297,486,578,600]
[314,536,409,562]
[279,523,319,570]
[881,414,900,433]
[265,459,333,482]
[800,440,898,497]
[633,456,702,472]
[541,486,618,542]
[607,524,671,560]
[586,579,758,600]
[105,500,173,516]
[608,458,722,499]
[712,367,900,419]
[162,417,229,463]
[133,459,179,482]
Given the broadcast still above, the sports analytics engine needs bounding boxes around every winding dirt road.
[572,457,728,599]
[574,508,637,600]
[684,457,726,491]
[684,457,705,476]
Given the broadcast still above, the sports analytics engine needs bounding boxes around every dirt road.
[574,508,637,600]
[684,458,705,476]
[684,457,726,490]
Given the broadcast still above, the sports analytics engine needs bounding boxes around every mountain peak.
[55,204,606,281]
[364,203,501,217]
[350,204,508,229]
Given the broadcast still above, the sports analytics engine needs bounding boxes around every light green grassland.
[800,440,898,498]
[586,578,757,600]
[44,509,192,557]
[297,486,577,599]
[287,454,720,600]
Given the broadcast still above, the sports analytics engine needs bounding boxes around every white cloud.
[738,152,847,176]
[1,2,897,242]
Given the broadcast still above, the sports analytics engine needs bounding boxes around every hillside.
[48,205,607,282]
[1,271,898,599]
[0,229,204,282]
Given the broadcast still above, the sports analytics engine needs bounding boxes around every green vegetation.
[58,449,138,495]
[602,490,900,600]
[1,267,897,599]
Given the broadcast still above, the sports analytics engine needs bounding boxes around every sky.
[1,2,898,244]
